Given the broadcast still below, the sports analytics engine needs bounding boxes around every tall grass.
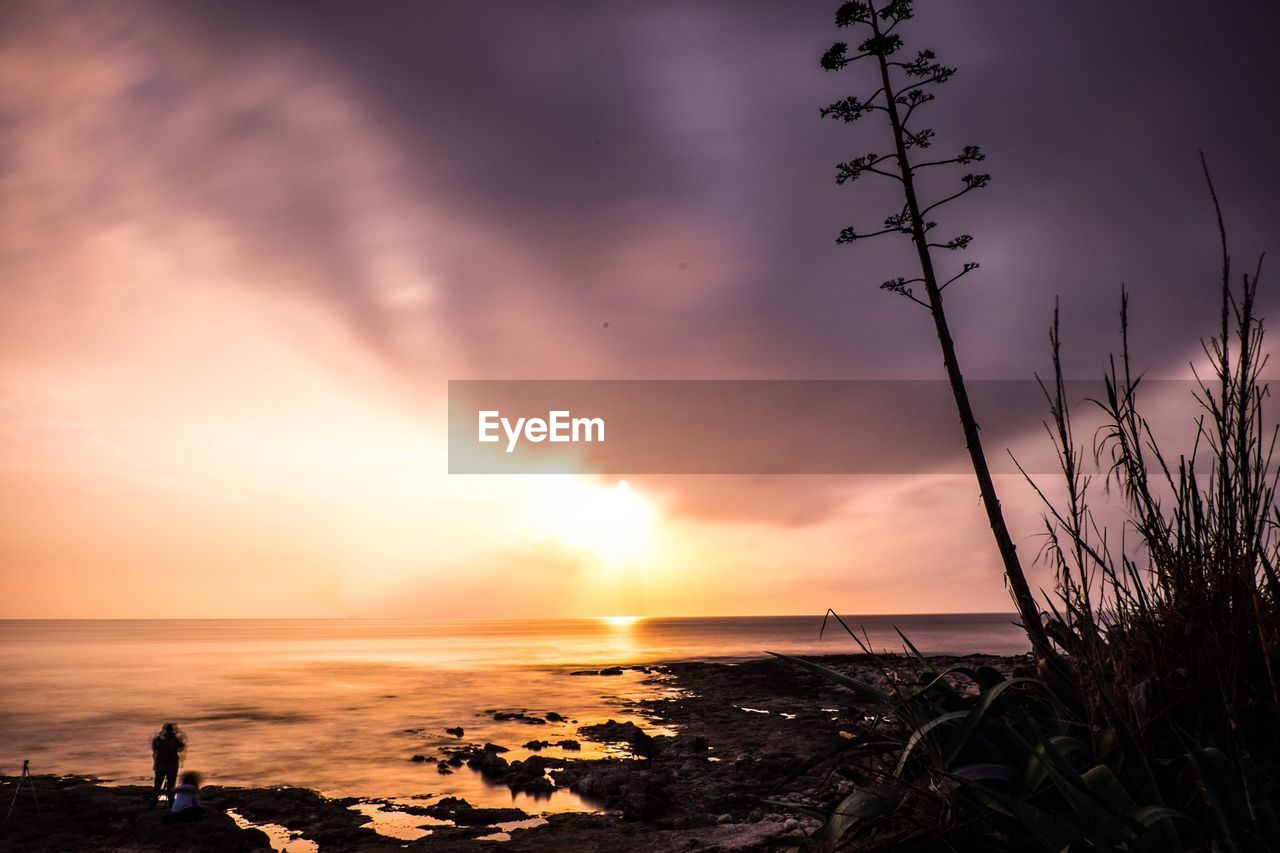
[777,174,1280,850]
[1027,163,1280,761]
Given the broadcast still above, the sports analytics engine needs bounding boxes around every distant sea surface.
[0,615,1026,808]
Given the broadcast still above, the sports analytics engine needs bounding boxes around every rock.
[748,808,763,823]
[494,711,546,725]
[620,786,669,821]
[716,813,733,824]
[421,796,527,827]
[512,754,562,778]
[521,776,554,795]
[0,777,277,852]
[510,772,554,795]
[524,740,550,751]
[466,745,510,777]
[783,818,799,832]
[444,726,465,737]
[670,734,709,754]
[178,783,377,850]
[678,760,707,777]
[579,720,654,756]
[569,670,599,676]
[727,752,793,782]
[436,762,453,775]
[545,711,566,722]
[557,739,581,751]
[410,754,428,763]
[599,666,624,676]
[573,768,623,800]
[504,755,566,796]
[570,766,669,821]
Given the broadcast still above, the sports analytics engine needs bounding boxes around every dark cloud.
[144,0,1280,384]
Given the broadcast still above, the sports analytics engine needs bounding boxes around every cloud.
[2,0,1278,616]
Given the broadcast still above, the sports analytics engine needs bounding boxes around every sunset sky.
[2,1,1278,618]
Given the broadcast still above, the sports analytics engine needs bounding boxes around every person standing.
[150,723,185,808]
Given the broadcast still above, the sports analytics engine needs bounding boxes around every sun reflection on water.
[598,615,643,628]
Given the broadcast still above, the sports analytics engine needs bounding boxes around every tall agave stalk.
[820,0,1053,659]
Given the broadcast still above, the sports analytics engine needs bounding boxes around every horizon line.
[0,611,1023,622]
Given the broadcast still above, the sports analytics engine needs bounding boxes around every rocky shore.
[0,653,1023,852]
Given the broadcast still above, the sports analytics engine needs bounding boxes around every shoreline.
[0,651,1027,852]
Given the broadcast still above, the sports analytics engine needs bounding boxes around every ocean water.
[0,615,1026,812]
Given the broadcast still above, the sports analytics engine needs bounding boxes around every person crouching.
[164,771,205,823]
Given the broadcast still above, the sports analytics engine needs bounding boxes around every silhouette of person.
[164,771,205,823]
[150,723,186,807]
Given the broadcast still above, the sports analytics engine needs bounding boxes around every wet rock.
[203,784,376,850]
[599,666,624,676]
[506,759,556,796]
[494,711,547,725]
[465,745,510,777]
[522,754,562,772]
[410,754,428,763]
[557,739,581,751]
[483,742,510,753]
[716,813,733,824]
[436,762,453,775]
[545,711,566,722]
[444,726,465,737]
[519,776,554,795]
[524,739,550,751]
[420,796,527,827]
[580,719,655,756]
[569,670,598,676]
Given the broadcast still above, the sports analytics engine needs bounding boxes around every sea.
[0,615,1026,835]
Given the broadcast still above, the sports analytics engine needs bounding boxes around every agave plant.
[770,613,1188,851]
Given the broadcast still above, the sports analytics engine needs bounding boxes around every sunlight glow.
[598,615,644,628]
[533,479,656,567]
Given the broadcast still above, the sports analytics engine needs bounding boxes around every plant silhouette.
[820,0,1052,659]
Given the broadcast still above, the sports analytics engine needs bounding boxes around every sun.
[534,479,656,566]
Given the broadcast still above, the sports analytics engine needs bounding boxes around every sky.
[1,1,1278,618]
